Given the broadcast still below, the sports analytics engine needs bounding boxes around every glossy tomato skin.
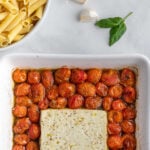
[47,85,58,100]
[112,99,126,111]
[121,68,135,87]
[13,69,27,83]
[15,96,32,107]
[87,68,102,84]
[14,134,29,145]
[55,67,71,84]
[12,145,25,150]
[108,110,123,123]
[13,105,27,118]
[123,107,136,120]
[121,120,135,134]
[41,70,54,88]
[38,97,49,110]
[28,124,40,140]
[96,82,108,97]
[102,96,113,111]
[108,123,122,135]
[27,70,41,84]
[68,94,84,109]
[26,141,39,150]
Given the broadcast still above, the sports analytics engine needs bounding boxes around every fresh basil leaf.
[109,22,126,46]
[95,17,123,28]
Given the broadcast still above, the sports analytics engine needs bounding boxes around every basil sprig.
[95,12,133,46]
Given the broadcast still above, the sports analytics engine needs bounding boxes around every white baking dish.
[0,53,149,150]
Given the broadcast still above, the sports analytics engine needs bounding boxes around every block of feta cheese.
[40,109,108,150]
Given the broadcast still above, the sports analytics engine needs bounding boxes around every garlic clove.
[80,9,99,22]
[73,0,88,4]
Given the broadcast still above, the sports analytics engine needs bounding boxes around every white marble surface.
[1,0,150,58]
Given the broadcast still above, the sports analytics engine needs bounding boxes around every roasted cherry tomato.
[28,124,40,140]
[49,97,67,109]
[77,82,96,97]
[13,105,27,118]
[96,82,108,97]
[47,85,58,100]
[85,96,102,109]
[70,69,87,84]
[122,134,136,150]
[27,70,40,84]
[102,96,113,111]
[38,97,49,110]
[108,84,123,98]
[107,135,123,149]
[41,70,54,88]
[13,118,31,134]
[68,94,84,109]
[101,69,120,86]
[123,107,136,120]
[14,134,29,145]
[26,141,39,150]
[13,69,27,83]
[87,68,102,84]
[55,67,71,84]
[121,68,135,87]
[15,96,32,107]
[108,110,123,123]
[30,83,45,103]
[12,145,25,150]
[14,83,30,96]
[123,86,136,104]
[58,82,75,98]
[112,99,126,111]
[28,105,40,123]
[107,123,122,135]
[121,120,135,133]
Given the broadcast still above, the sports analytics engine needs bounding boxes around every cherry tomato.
[49,97,67,109]
[77,82,96,97]
[123,86,136,104]
[123,107,136,120]
[108,84,123,98]
[38,97,49,110]
[121,120,135,133]
[102,96,113,111]
[107,135,123,149]
[13,69,27,83]
[14,83,30,96]
[68,94,84,109]
[87,68,102,84]
[12,145,25,150]
[13,118,31,134]
[55,67,71,84]
[14,134,29,145]
[96,82,108,97]
[27,70,40,84]
[85,96,102,109]
[121,68,135,87]
[30,83,45,103]
[41,70,54,88]
[13,105,27,118]
[28,124,40,140]
[108,110,123,123]
[107,123,122,135]
[122,134,136,150]
[15,96,32,107]
[71,69,87,84]
[47,85,58,100]
[28,105,40,123]
[101,69,120,86]
[26,141,39,150]
[58,82,76,98]
[112,99,126,111]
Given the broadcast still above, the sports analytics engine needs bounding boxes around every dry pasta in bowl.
[0,0,48,48]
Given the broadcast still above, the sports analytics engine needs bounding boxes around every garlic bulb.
[80,9,99,22]
[73,0,88,4]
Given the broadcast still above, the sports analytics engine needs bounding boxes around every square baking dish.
[0,53,149,150]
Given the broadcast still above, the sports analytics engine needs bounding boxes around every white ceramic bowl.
[0,53,149,149]
[0,0,51,51]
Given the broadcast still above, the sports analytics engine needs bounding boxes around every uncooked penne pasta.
[28,0,47,16]
[29,0,38,6]
[1,1,18,15]
[7,23,23,43]
[22,17,32,28]
[0,34,9,47]
[10,0,19,9]
[23,0,28,5]
[5,10,26,31]
[0,13,17,33]
[19,24,33,34]
[0,12,9,21]
[31,5,43,21]
[13,34,24,42]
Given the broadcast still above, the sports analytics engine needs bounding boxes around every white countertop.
[1,0,150,58]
